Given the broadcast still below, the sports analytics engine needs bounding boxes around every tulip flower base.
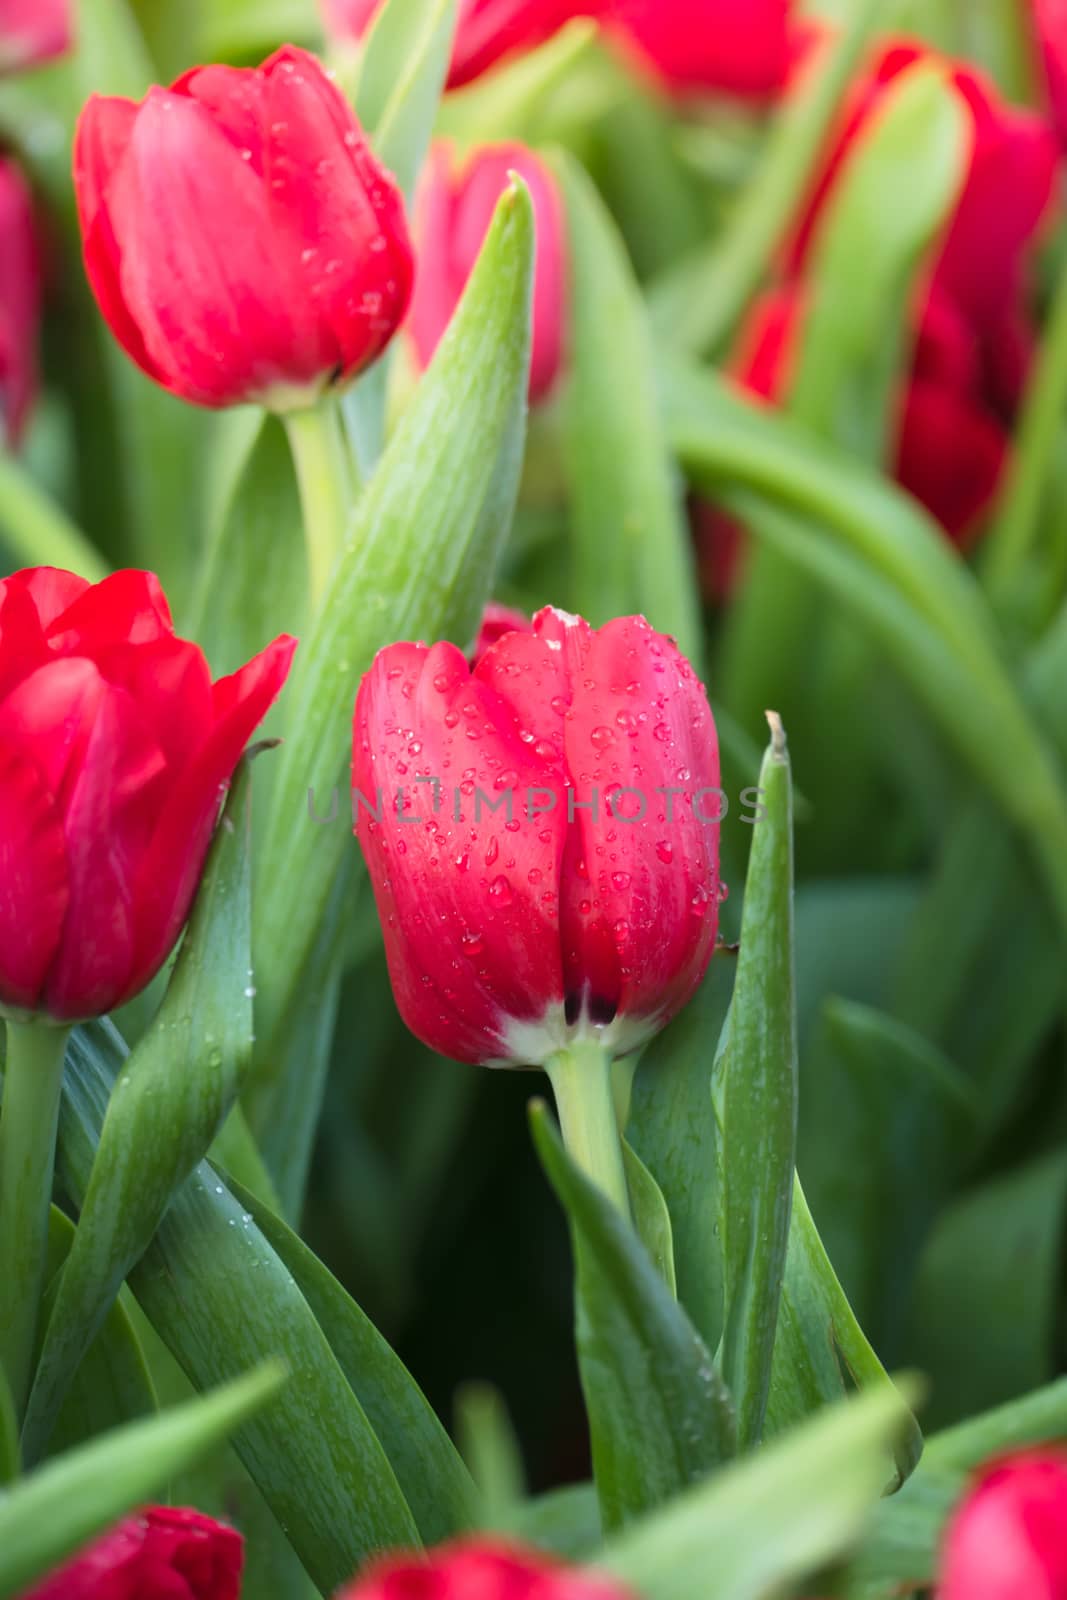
[3,1,1067,1598]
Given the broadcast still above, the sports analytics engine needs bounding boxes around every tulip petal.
[0,568,88,699]
[42,676,170,1019]
[355,640,567,1063]
[0,160,39,443]
[0,737,68,1011]
[45,567,174,650]
[74,94,168,386]
[260,46,415,380]
[558,614,720,1029]
[108,90,315,406]
[126,634,295,1006]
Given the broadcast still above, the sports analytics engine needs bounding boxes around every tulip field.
[5,0,1067,1596]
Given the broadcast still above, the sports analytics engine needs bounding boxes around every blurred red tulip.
[939,1449,1067,1598]
[0,160,40,444]
[336,1537,635,1598]
[20,1506,243,1600]
[1034,0,1067,147]
[603,0,793,97]
[0,0,70,74]
[321,0,592,87]
[0,567,294,1021]
[409,142,567,402]
[353,608,720,1067]
[74,46,413,410]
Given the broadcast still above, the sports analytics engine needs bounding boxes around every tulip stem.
[0,1020,70,1419]
[284,399,357,610]
[545,1039,631,1219]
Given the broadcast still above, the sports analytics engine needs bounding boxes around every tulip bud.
[939,1450,1067,1598]
[0,0,70,74]
[410,142,566,403]
[19,1506,243,1600]
[353,608,720,1068]
[73,46,414,411]
[0,567,295,1021]
[0,159,40,444]
[603,0,793,98]
[336,1538,634,1599]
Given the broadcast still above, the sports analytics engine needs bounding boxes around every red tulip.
[410,141,566,402]
[1034,0,1067,148]
[73,46,414,410]
[789,39,1058,331]
[0,567,294,1021]
[336,1537,634,1599]
[939,1450,1067,1598]
[321,0,593,90]
[0,0,70,74]
[353,607,720,1067]
[0,160,40,444]
[20,1506,242,1600]
[603,0,793,98]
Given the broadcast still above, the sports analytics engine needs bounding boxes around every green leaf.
[224,1175,478,1544]
[185,416,307,680]
[530,1101,736,1531]
[0,457,108,583]
[768,1178,924,1492]
[252,179,535,1082]
[0,1369,16,1487]
[56,1023,423,1593]
[43,1208,157,1457]
[455,1382,526,1529]
[600,1382,919,1600]
[799,999,974,1354]
[789,61,968,461]
[357,0,456,200]
[0,1364,284,1600]
[906,1152,1067,1428]
[622,1144,677,1297]
[24,758,259,1462]
[713,716,797,1450]
[627,958,734,1354]
[647,0,888,357]
[558,152,701,664]
[506,1482,602,1561]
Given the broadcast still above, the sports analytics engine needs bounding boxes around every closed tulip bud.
[939,1450,1067,1598]
[0,159,40,444]
[409,141,567,403]
[0,0,70,74]
[73,46,414,411]
[353,608,720,1068]
[0,567,295,1021]
[19,1506,243,1600]
[336,1538,635,1599]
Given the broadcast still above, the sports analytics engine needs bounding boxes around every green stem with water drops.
[0,1020,70,1418]
[544,1037,631,1219]
[283,397,358,610]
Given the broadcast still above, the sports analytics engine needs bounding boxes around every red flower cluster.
[0,161,39,444]
[353,607,720,1067]
[0,0,69,74]
[337,1538,634,1599]
[0,568,294,1021]
[702,35,1059,593]
[410,142,567,402]
[321,0,794,98]
[20,1506,243,1600]
[74,46,413,410]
